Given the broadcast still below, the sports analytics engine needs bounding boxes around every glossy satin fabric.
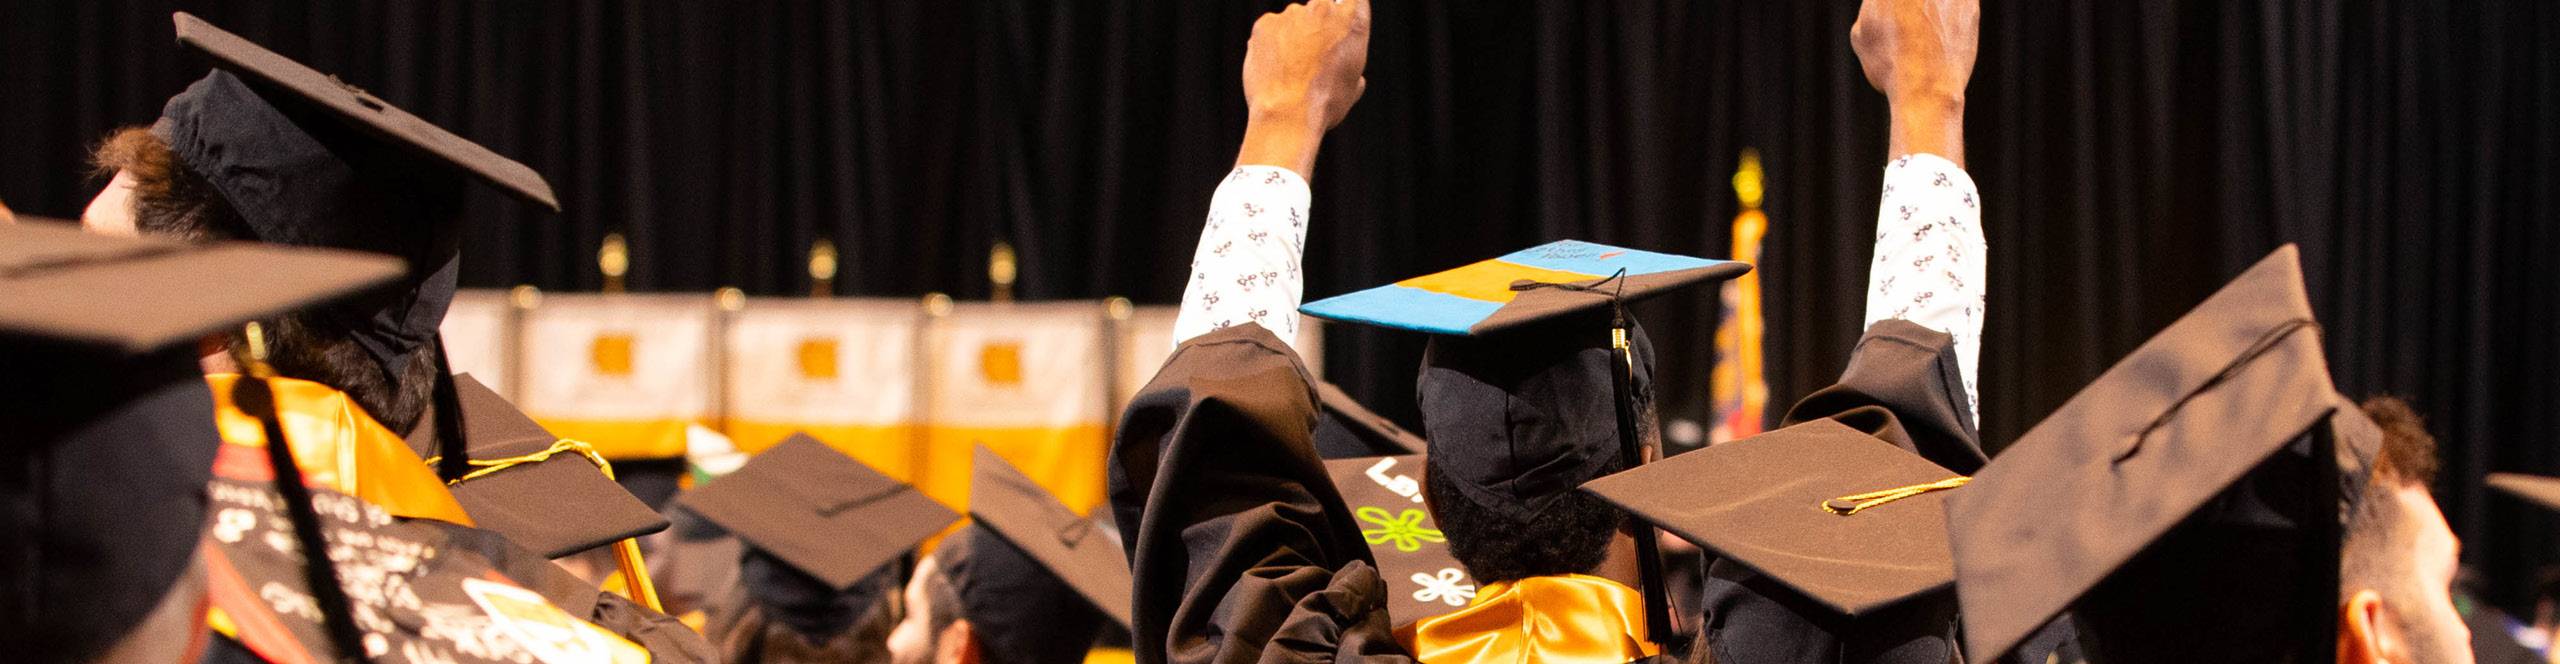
[1407,574,1658,664]
[204,374,474,525]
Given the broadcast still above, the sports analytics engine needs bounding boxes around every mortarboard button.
[1583,419,1966,618]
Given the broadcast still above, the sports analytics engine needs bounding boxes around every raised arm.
[1851,0,1985,420]
[1172,0,1369,356]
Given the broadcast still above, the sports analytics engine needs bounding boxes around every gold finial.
[715,287,747,312]
[599,233,630,294]
[508,284,543,310]
[1104,296,1134,321]
[808,239,839,298]
[1732,149,1765,211]
[989,242,1017,304]
[922,292,955,317]
[240,321,276,378]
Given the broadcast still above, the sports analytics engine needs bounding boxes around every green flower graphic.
[1357,506,1446,553]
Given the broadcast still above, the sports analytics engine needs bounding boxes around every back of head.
[935,525,1107,664]
[1417,316,1651,583]
[2339,396,2465,664]
[91,126,441,435]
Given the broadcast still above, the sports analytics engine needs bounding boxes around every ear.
[2338,589,2395,664]
[936,618,980,664]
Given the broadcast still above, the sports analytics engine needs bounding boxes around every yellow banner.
[723,298,924,478]
[518,294,717,460]
[925,303,1109,512]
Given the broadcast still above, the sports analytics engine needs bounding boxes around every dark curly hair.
[90,126,440,435]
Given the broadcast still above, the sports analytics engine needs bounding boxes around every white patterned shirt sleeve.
[1173,165,1312,355]
[1865,153,1986,422]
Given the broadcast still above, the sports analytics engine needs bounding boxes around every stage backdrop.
[5,0,2554,611]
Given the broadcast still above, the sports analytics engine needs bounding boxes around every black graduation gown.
[1109,324,1417,664]
[1699,320,2078,664]
[1114,324,1696,664]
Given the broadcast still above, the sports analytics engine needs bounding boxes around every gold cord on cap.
[429,438,664,612]
[1820,476,1971,516]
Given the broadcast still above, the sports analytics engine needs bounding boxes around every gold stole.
[205,373,474,526]
[1404,573,1658,663]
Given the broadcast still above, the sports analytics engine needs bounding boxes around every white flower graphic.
[1411,568,1476,607]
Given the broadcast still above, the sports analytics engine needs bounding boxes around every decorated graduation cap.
[941,447,1130,663]
[676,433,960,590]
[1945,245,2380,662]
[0,221,403,661]
[1313,380,1426,458]
[1584,419,1963,619]
[1301,239,1750,645]
[160,12,561,482]
[1321,454,1478,627]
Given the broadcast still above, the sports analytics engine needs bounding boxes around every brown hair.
[2361,396,2440,488]
[89,127,253,241]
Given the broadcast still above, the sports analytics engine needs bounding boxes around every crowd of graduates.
[0,1,2531,663]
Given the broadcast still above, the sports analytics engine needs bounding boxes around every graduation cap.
[161,12,561,482]
[443,373,669,559]
[1583,419,1962,619]
[2488,473,2560,512]
[1320,454,1479,627]
[1301,239,1751,645]
[937,447,1131,663]
[966,445,1134,627]
[0,221,402,660]
[675,433,960,590]
[1313,380,1425,458]
[1944,245,2380,662]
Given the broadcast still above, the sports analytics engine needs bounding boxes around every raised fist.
[1850,0,1979,106]
[1242,0,1371,133]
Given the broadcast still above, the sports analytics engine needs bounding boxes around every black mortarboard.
[1301,240,1747,645]
[967,445,1134,627]
[1585,419,1963,618]
[1945,245,2380,662]
[2488,474,2560,511]
[1320,454,1479,627]
[161,12,560,479]
[1313,380,1425,458]
[0,221,400,661]
[444,373,670,559]
[676,433,960,590]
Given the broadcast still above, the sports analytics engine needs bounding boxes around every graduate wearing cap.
[0,221,399,662]
[1110,1,1439,662]
[0,223,644,663]
[885,447,1134,664]
[677,434,961,663]
[1580,2,2075,662]
[1943,246,2472,664]
[81,12,558,508]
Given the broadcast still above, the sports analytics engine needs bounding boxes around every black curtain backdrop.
[5,0,2554,611]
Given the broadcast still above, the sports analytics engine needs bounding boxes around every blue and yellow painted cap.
[1299,240,1750,336]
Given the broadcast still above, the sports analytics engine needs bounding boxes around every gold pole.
[599,233,629,295]
[611,539,664,613]
[988,242,1017,304]
[809,239,839,299]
